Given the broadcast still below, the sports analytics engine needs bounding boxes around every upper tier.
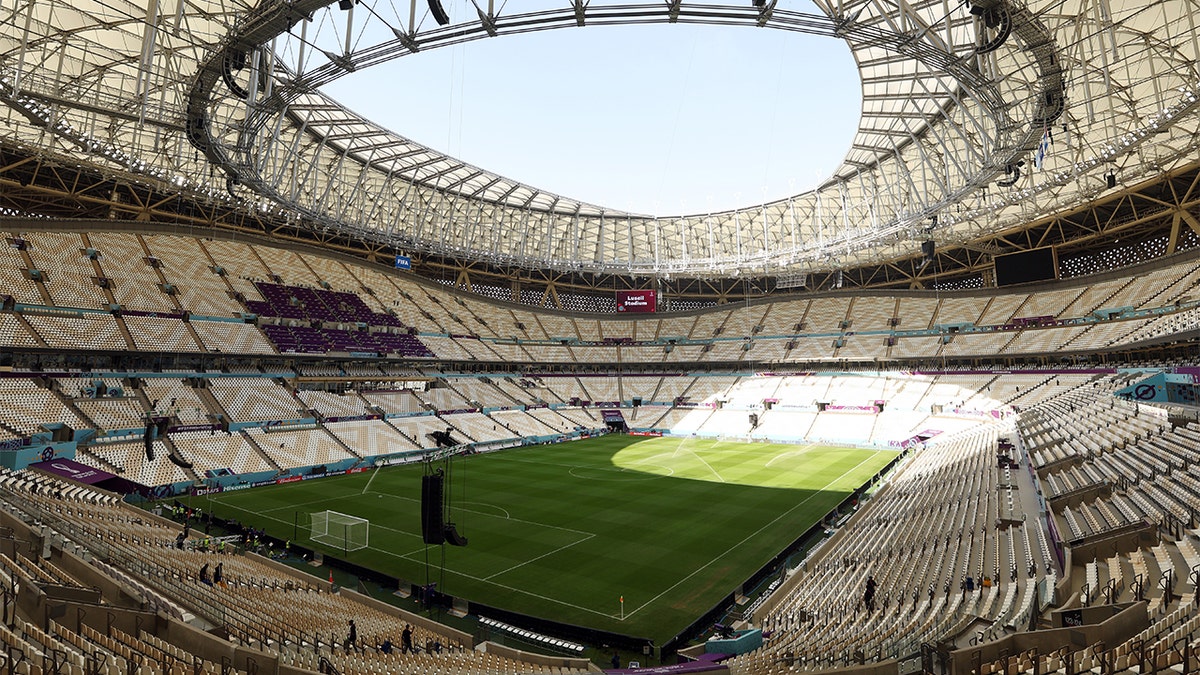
[1,227,1197,363]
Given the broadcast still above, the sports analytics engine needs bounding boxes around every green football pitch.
[197,435,896,643]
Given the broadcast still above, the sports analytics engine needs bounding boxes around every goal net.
[310,510,369,552]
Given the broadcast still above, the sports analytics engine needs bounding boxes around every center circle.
[568,465,672,481]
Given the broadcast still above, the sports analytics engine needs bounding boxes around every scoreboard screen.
[994,247,1057,287]
[616,290,657,313]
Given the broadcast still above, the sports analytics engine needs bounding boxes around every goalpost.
[310,510,369,553]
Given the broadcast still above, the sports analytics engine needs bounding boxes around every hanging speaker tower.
[427,0,450,25]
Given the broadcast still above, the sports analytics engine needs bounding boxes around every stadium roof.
[1,0,1198,278]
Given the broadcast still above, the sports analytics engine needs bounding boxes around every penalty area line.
[619,449,886,621]
[365,490,595,537]
[373,545,617,619]
[215,500,614,618]
[764,441,819,468]
[484,532,596,580]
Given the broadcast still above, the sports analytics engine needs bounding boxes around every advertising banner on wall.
[31,458,146,495]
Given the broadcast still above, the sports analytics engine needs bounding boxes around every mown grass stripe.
[198,435,895,641]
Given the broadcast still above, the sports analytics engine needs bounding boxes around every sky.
[323,15,862,217]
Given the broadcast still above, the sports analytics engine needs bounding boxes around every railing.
[86,649,113,675]
[1101,577,1121,605]
[0,485,274,641]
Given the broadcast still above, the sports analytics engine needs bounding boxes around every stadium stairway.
[128,378,158,416]
[440,379,478,409]
[194,384,234,428]
[111,314,138,351]
[628,401,667,427]
[485,378,526,407]
[51,383,99,431]
[135,234,190,312]
[646,378,666,405]
[494,417,522,438]
[520,410,565,435]
[0,418,23,439]
[122,381,200,481]
[13,245,53,307]
[381,419,423,449]
[1138,259,1200,311]
[320,422,365,460]
[72,446,125,475]
[178,315,209,353]
[673,378,703,405]
[407,388,437,411]
[436,414,477,443]
[10,312,49,348]
[238,430,284,472]
[538,382,568,406]
[571,376,592,403]
[1003,376,1054,407]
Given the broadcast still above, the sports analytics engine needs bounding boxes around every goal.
[310,510,369,552]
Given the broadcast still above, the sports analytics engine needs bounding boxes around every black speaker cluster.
[142,417,170,461]
[443,523,468,546]
[428,0,450,25]
[168,453,193,469]
[426,428,457,448]
[420,471,468,547]
[221,47,250,99]
[143,425,156,462]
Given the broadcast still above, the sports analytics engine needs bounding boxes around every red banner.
[616,290,657,313]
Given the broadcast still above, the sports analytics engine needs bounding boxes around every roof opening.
[323,23,861,216]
